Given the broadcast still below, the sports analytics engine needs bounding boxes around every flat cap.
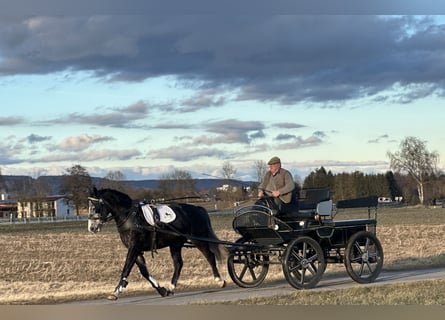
[267,156,281,165]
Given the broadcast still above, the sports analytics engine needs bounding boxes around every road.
[68,267,445,305]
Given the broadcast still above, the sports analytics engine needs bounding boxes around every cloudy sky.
[1,11,444,181]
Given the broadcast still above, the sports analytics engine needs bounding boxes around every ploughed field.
[0,205,444,304]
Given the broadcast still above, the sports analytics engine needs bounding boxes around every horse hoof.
[107,294,118,301]
[158,286,174,297]
[215,277,226,288]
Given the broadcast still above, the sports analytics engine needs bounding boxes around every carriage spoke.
[238,262,249,280]
[245,255,259,280]
[288,251,303,273]
[307,261,317,275]
[300,268,306,284]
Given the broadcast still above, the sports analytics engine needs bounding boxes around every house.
[17,195,75,219]
[0,198,17,219]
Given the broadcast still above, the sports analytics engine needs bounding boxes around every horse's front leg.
[135,254,173,297]
[108,246,139,300]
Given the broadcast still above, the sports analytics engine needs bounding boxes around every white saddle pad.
[141,204,176,226]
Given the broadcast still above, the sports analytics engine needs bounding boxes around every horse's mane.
[99,188,133,208]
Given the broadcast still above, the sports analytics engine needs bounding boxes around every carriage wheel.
[282,236,326,290]
[344,231,384,284]
[227,237,269,288]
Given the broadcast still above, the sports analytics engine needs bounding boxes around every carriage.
[88,187,383,299]
[227,188,384,289]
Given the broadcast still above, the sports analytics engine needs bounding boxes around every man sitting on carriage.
[257,156,295,214]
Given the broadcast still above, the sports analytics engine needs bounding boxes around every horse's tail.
[198,206,228,263]
[207,229,228,263]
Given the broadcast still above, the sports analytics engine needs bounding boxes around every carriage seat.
[278,188,331,220]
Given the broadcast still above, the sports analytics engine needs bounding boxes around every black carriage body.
[233,189,378,248]
[229,188,384,289]
[233,205,375,248]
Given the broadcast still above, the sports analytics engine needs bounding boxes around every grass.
[0,206,444,304]
[218,279,445,305]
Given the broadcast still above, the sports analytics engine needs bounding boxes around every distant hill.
[0,175,254,196]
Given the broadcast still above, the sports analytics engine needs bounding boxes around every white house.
[17,195,75,219]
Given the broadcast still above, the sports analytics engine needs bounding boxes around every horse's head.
[87,187,133,233]
[88,201,109,234]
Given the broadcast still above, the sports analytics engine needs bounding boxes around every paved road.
[68,267,445,305]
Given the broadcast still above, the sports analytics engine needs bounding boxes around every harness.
[89,196,161,257]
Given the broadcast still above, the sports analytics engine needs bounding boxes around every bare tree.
[157,169,196,199]
[0,168,5,195]
[387,136,439,205]
[253,160,268,183]
[100,170,128,192]
[61,164,92,215]
[221,161,236,179]
[33,176,51,198]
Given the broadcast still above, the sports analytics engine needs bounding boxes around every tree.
[253,160,268,183]
[61,164,92,215]
[157,169,196,199]
[0,168,5,195]
[387,136,439,205]
[303,166,334,190]
[221,160,237,179]
[100,170,128,192]
[385,171,403,200]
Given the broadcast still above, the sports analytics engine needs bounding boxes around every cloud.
[153,123,193,130]
[200,119,265,144]
[42,100,150,128]
[0,137,26,164]
[277,135,324,150]
[296,159,390,176]
[26,133,52,144]
[313,131,327,138]
[273,122,306,129]
[1,15,444,105]
[275,134,297,141]
[0,116,25,126]
[149,146,228,162]
[180,90,227,112]
[32,148,141,163]
[368,134,390,144]
[54,133,114,152]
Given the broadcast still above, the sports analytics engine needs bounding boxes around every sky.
[1,8,445,182]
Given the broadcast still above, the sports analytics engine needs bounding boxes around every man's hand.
[272,190,280,198]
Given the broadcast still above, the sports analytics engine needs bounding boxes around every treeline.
[301,166,445,205]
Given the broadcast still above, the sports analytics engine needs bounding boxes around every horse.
[87,187,226,300]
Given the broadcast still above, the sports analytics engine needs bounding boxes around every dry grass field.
[0,205,444,304]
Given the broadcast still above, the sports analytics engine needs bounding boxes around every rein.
[146,196,203,204]
[89,194,255,249]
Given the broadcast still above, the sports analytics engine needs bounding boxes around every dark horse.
[88,188,226,300]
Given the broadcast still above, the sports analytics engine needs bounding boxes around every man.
[257,156,295,212]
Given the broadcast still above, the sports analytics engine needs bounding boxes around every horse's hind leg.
[169,244,184,290]
[193,241,226,288]
[108,248,172,300]
[136,254,173,297]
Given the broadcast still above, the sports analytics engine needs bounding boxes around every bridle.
[88,196,114,224]
[88,195,137,231]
